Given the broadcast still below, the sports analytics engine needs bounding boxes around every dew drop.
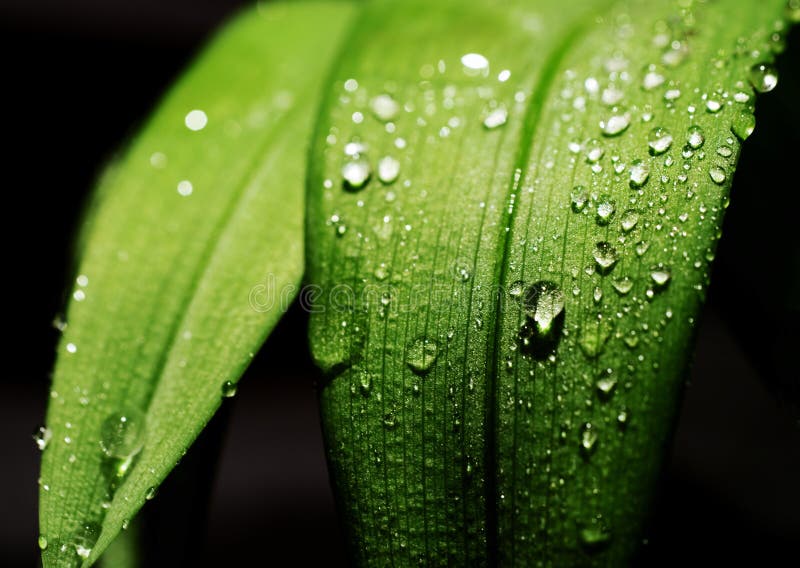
[687,125,705,149]
[592,242,619,273]
[571,185,589,212]
[650,268,672,288]
[580,525,611,549]
[585,139,605,163]
[184,109,208,131]
[145,486,157,501]
[599,112,630,136]
[647,127,673,155]
[579,320,612,357]
[708,165,727,184]
[99,409,145,476]
[461,53,489,72]
[612,277,633,295]
[705,99,722,113]
[731,112,755,141]
[370,94,400,122]
[377,156,400,184]
[629,160,650,188]
[748,63,779,93]
[508,280,526,300]
[788,0,800,22]
[483,108,508,130]
[359,371,372,395]
[221,381,237,398]
[580,423,598,456]
[406,337,439,374]
[716,145,733,158]
[177,180,193,196]
[342,159,371,190]
[596,377,617,399]
[595,197,616,226]
[454,262,472,282]
[642,71,665,90]
[620,209,639,232]
[33,426,52,451]
[523,281,565,338]
[38,535,47,550]
[72,523,100,560]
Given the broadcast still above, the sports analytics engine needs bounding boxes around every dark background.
[2,1,798,565]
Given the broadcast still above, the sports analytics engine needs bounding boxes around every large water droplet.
[523,281,565,338]
[592,242,619,273]
[687,125,705,149]
[377,156,400,184]
[370,94,400,122]
[99,409,145,477]
[708,165,727,184]
[620,209,639,232]
[731,112,755,141]
[406,337,439,374]
[483,108,508,130]
[33,426,52,451]
[612,276,633,295]
[72,523,100,560]
[595,196,616,225]
[647,127,673,155]
[599,112,630,136]
[650,267,672,289]
[596,377,617,399]
[629,160,650,188]
[748,63,779,93]
[342,159,371,190]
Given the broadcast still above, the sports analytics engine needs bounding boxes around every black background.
[2,1,799,565]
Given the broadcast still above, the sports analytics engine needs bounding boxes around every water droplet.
[370,94,400,122]
[580,423,598,456]
[585,139,604,163]
[184,109,208,131]
[508,280,525,300]
[580,525,611,549]
[454,262,472,282]
[629,160,650,188]
[648,127,673,155]
[620,209,639,232]
[177,180,193,196]
[595,197,616,225]
[383,412,397,429]
[33,426,52,451]
[599,112,630,136]
[687,125,705,149]
[612,277,633,295]
[99,409,145,476]
[748,63,778,93]
[342,159,371,190]
[617,407,630,426]
[579,320,612,357]
[221,381,237,398]
[406,337,439,374]
[731,112,755,140]
[705,99,722,113]
[523,281,565,338]
[708,165,727,184]
[377,156,400,184]
[358,371,372,395]
[571,185,589,212]
[650,268,672,288]
[716,145,733,158]
[483,108,508,130]
[593,287,603,303]
[788,0,800,22]
[596,377,617,399]
[145,486,157,501]
[38,535,47,550]
[72,523,100,560]
[642,71,665,90]
[601,87,624,106]
[592,242,619,273]
[461,53,489,72]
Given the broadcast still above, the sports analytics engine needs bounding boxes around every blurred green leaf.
[306,0,794,564]
[38,3,356,566]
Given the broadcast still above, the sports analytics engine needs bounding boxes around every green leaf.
[38,3,357,565]
[306,0,795,564]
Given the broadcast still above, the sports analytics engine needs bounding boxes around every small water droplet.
[642,70,665,90]
[580,423,598,456]
[580,525,611,549]
[72,523,100,560]
[454,262,472,282]
[716,145,733,158]
[612,277,633,295]
[595,196,616,225]
[748,63,779,93]
[579,320,612,357]
[650,268,672,288]
[523,281,565,338]
[461,53,489,72]
[370,94,400,122]
[177,180,193,196]
[342,159,371,190]
[648,127,673,155]
[508,280,525,300]
[571,185,589,212]
[731,112,755,140]
[221,381,237,398]
[145,486,157,501]
[708,165,727,184]
[620,209,639,232]
[33,426,52,451]
[599,112,630,136]
[592,242,619,273]
[38,535,47,550]
[377,156,400,184]
[596,377,617,399]
[406,337,439,374]
[705,99,722,113]
[184,109,208,131]
[483,108,508,130]
[585,139,604,163]
[687,125,705,149]
[629,160,650,188]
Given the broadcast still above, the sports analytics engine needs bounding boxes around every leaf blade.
[39,3,357,565]
[306,0,793,564]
